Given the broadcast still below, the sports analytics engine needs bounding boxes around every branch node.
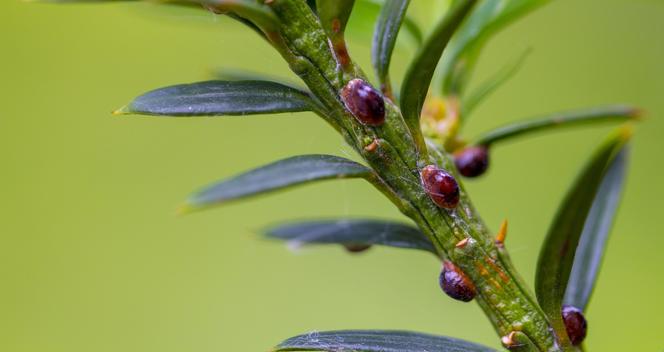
[364,138,380,152]
[501,331,518,348]
[455,238,469,248]
[495,219,508,247]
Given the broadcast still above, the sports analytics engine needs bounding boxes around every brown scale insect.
[340,79,385,126]
[562,305,587,346]
[439,260,476,302]
[420,165,460,209]
[343,243,372,253]
[454,146,489,178]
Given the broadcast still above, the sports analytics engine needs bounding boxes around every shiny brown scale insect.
[454,146,489,178]
[420,165,460,209]
[439,260,476,302]
[562,305,587,346]
[340,79,385,126]
[343,243,372,253]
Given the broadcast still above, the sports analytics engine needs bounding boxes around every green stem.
[264,1,570,350]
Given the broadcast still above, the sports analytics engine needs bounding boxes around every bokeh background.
[1,0,663,351]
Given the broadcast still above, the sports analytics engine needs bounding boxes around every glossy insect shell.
[454,146,489,178]
[562,305,587,346]
[439,260,476,302]
[340,79,386,126]
[420,165,460,209]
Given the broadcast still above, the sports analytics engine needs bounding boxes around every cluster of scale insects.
[340,77,587,347]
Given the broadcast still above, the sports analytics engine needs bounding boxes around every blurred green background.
[1,0,663,351]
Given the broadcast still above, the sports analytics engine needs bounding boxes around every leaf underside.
[564,148,628,311]
[348,0,422,49]
[400,0,477,138]
[535,128,631,341]
[475,105,638,146]
[264,219,436,253]
[274,330,497,352]
[184,155,373,212]
[211,68,304,89]
[372,0,411,88]
[117,80,321,117]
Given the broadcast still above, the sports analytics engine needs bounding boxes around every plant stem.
[265,1,573,350]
